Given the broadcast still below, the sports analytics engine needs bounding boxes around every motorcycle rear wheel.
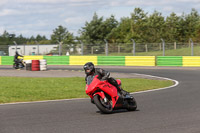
[127,97,137,111]
[19,62,25,68]
[93,95,113,114]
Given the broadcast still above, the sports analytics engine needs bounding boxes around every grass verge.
[0,77,174,104]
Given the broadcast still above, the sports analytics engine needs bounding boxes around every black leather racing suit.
[14,52,24,68]
[85,68,121,92]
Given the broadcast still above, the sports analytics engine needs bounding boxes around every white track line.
[0,98,88,106]
[129,73,179,94]
[0,73,179,106]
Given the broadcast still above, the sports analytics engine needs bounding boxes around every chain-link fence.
[73,42,200,56]
[0,45,8,56]
[1,41,200,56]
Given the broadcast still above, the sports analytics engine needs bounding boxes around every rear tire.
[127,97,137,111]
[93,95,113,114]
[19,62,25,68]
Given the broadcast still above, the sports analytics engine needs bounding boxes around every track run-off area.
[0,66,200,133]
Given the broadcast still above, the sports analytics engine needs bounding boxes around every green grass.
[135,46,200,56]
[121,78,173,92]
[0,77,174,104]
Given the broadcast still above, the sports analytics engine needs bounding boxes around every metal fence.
[0,45,8,56]
[73,42,200,56]
[0,41,200,56]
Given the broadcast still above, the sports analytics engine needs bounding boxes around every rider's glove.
[102,77,108,80]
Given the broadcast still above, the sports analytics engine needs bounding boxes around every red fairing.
[116,79,121,86]
[93,92,105,99]
[85,75,119,108]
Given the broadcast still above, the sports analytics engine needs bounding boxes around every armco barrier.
[44,56,69,65]
[1,56,13,65]
[125,56,155,66]
[69,56,97,65]
[1,55,200,67]
[157,56,182,66]
[183,56,200,67]
[97,56,125,66]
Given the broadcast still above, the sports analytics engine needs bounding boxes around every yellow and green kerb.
[1,55,200,67]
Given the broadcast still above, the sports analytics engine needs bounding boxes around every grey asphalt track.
[1,66,200,133]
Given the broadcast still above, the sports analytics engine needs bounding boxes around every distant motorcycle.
[86,75,137,114]
[13,58,25,69]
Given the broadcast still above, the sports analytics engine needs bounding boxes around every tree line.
[1,8,200,46]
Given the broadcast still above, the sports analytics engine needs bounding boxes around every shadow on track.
[96,109,140,115]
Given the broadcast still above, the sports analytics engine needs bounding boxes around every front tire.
[13,63,18,69]
[127,97,137,111]
[93,95,113,114]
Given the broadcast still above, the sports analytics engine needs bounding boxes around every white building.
[8,44,58,56]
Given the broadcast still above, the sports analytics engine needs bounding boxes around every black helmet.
[83,62,95,75]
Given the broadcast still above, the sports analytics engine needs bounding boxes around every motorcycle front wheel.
[93,95,113,114]
[13,63,18,69]
[127,97,137,111]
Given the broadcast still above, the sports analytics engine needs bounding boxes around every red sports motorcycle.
[86,75,137,114]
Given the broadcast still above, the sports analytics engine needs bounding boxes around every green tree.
[103,15,119,42]
[177,9,200,42]
[109,8,148,44]
[16,34,27,44]
[2,30,10,38]
[165,12,181,42]
[79,13,118,54]
[29,36,35,41]
[108,17,131,43]
[185,9,200,41]
[36,34,43,42]
[51,25,74,43]
[146,10,165,43]
[130,8,148,43]
[80,13,104,44]
[51,25,75,55]
[194,21,200,42]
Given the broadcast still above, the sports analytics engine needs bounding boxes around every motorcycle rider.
[14,51,24,69]
[83,62,129,96]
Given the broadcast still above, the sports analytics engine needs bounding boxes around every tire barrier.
[24,59,47,71]
[26,63,32,71]
[25,60,32,71]
[25,60,32,64]
[32,60,40,71]
[40,59,47,71]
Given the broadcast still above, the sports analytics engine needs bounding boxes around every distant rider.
[14,51,24,68]
[83,62,129,96]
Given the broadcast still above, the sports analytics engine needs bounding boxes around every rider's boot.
[117,86,129,97]
[121,89,129,96]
